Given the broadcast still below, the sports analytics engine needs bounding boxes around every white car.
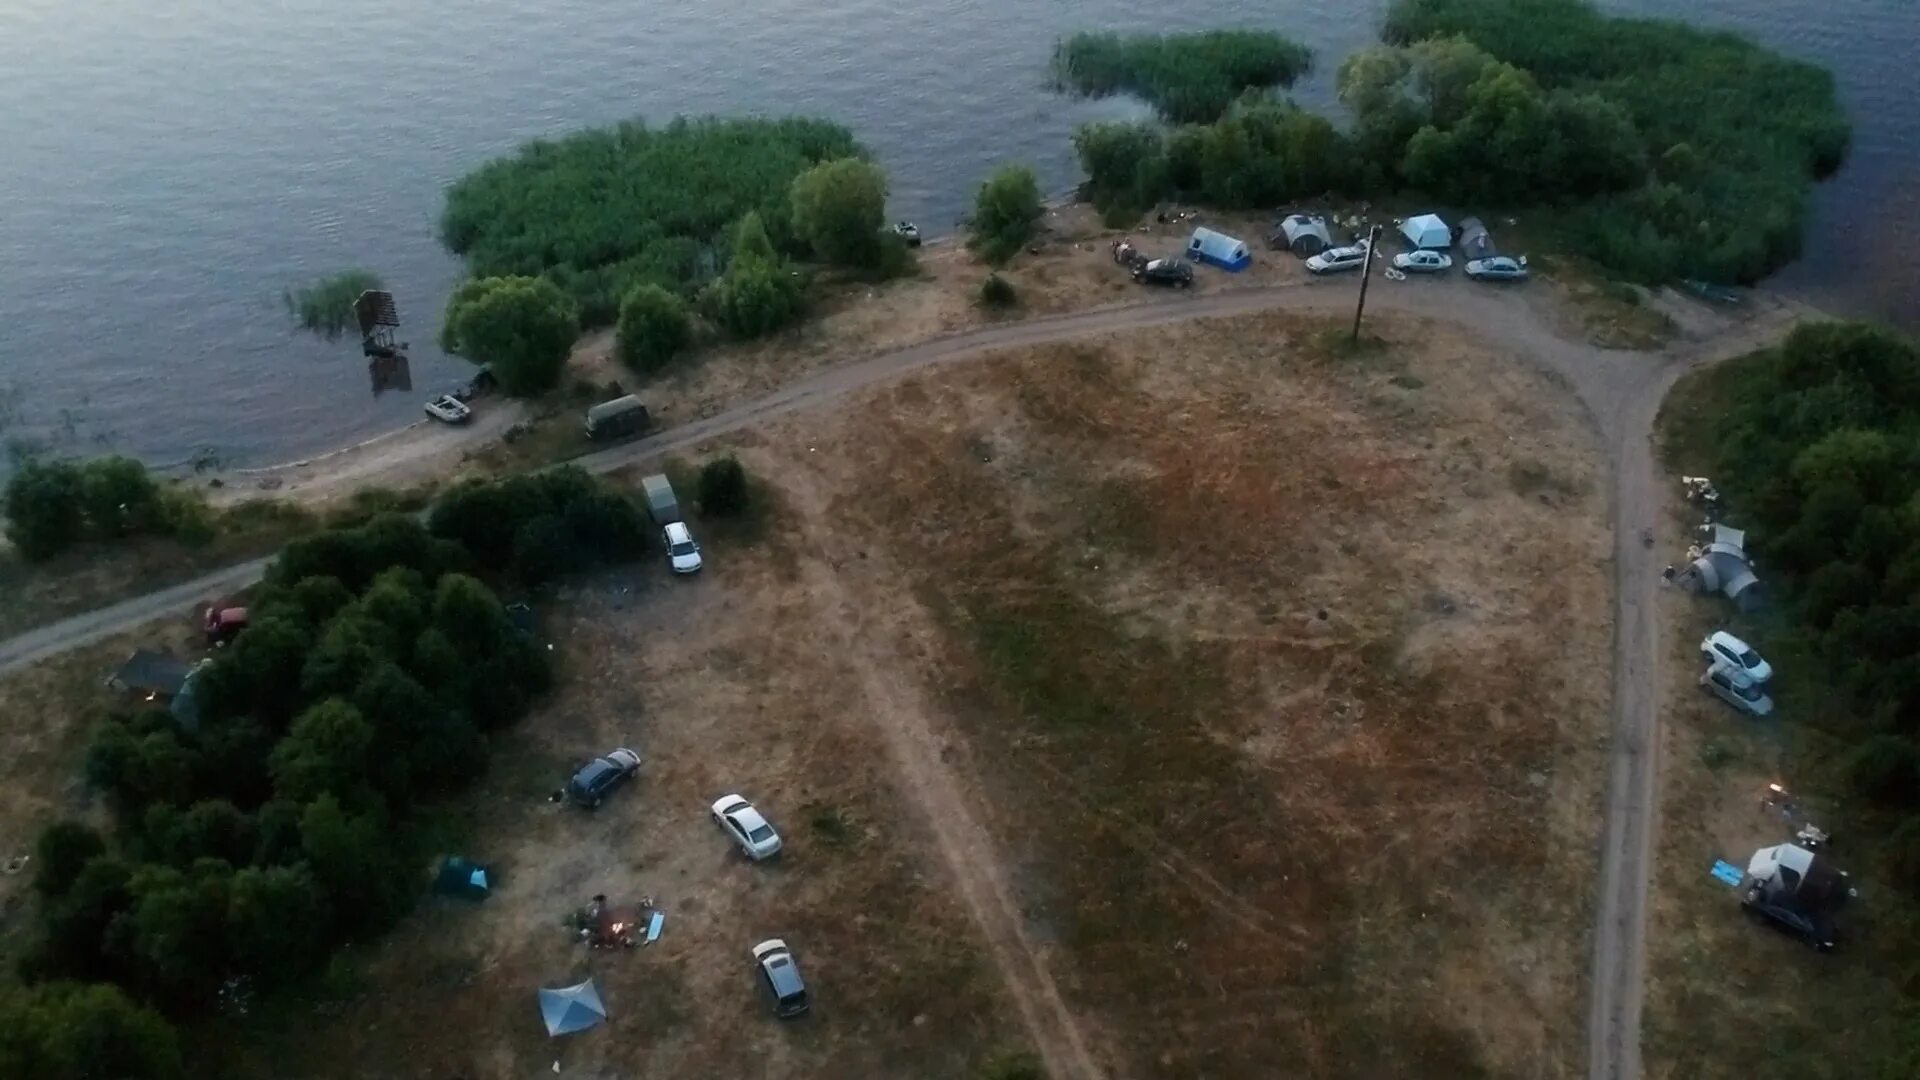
[1701,661,1774,717]
[1391,250,1452,273]
[664,521,703,574]
[1465,256,1529,281]
[1305,241,1370,274]
[424,394,472,424]
[1701,631,1772,684]
[712,794,783,860]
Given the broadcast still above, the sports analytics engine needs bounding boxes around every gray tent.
[1685,523,1765,611]
[1458,217,1495,260]
[539,979,607,1037]
[107,649,191,697]
[1270,214,1331,257]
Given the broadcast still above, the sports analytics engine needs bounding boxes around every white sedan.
[1701,630,1772,684]
[1465,256,1529,281]
[712,794,783,860]
[1391,250,1452,273]
[1305,241,1370,274]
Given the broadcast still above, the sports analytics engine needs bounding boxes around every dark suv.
[568,748,641,808]
[1133,258,1194,288]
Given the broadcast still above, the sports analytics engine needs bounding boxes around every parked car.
[711,794,783,860]
[751,939,810,1018]
[1391,250,1452,273]
[568,748,642,808]
[424,394,472,424]
[892,221,921,247]
[1133,258,1193,288]
[1700,631,1772,684]
[1465,256,1529,281]
[1701,662,1773,716]
[1305,242,1370,275]
[202,605,249,646]
[664,521,703,574]
[1742,886,1837,951]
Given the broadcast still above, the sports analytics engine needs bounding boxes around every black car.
[568,748,642,808]
[1742,886,1838,951]
[1133,258,1193,288]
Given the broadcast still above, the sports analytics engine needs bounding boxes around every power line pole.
[1351,224,1383,345]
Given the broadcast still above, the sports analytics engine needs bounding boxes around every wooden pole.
[1351,224,1383,344]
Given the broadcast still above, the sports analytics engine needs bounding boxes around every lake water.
[1,0,1913,470]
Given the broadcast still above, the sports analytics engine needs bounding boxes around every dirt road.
[0,275,1804,1079]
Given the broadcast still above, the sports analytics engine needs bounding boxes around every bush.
[1052,30,1313,123]
[701,214,807,338]
[33,822,106,898]
[790,158,889,267]
[439,275,579,397]
[978,273,1018,309]
[697,456,750,517]
[441,116,861,323]
[283,270,383,341]
[428,468,646,576]
[971,165,1042,265]
[614,284,693,375]
[0,982,184,1080]
[3,456,200,562]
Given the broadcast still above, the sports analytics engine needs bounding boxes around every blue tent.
[1186,227,1251,272]
[538,979,607,1037]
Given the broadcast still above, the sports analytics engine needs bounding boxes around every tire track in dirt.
[777,471,1108,1080]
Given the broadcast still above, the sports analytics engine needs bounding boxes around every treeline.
[14,469,645,1075]
[1695,323,1920,888]
[3,456,210,562]
[1051,30,1312,123]
[439,116,861,327]
[1068,0,1847,284]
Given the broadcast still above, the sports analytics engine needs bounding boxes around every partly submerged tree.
[438,276,579,397]
[284,270,384,341]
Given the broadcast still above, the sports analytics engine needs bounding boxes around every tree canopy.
[790,158,889,267]
[438,275,579,397]
[440,116,862,325]
[3,456,207,562]
[615,284,694,375]
[970,166,1043,265]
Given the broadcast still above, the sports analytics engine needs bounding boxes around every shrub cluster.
[441,116,862,326]
[1051,30,1312,123]
[426,466,648,585]
[696,456,750,517]
[3,456,209,562]
[970,166,1043,265]
[699,213,808,339]
[1696,322,1920,885]
[438,275,580,397]
[614,284,694,375]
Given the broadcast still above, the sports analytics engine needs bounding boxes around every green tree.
[697,456,750,517]
[512,514,573,585]
[112,860,234,1002]
[32,822,105,898]
[439,275,579,397]
[33,856,132,980]
[76,457,170,539]
[614,284,693,375]
[270,700,377,805]
[703,254,807,338]
[300,794,413,934]
[3,458,86,561]
[790,158,888,267]
[971,165,1042,264]
[0,982,184,1080]
[227,862,333,982]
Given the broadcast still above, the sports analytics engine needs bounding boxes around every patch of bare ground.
[222,521,1029,1079]
[716,308,1613,1077]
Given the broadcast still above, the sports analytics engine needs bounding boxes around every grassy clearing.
[797,311,1612,1076]
[1050,30,1313,123]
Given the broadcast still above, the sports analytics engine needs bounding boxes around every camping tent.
[1684,522,1765,611]
[1187,227,1251,271]
[1458,217,1494,260]
[107,649,191,698]
[538,979,607,1037]
[1270,214,1331,257]
[433,857,492,900]
[1400,213,1451,250]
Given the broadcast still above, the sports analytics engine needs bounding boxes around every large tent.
[1186,227,1251,271]
[538,979,607,1037]
[1399,213,1451,250]
[1270,214,1331,257]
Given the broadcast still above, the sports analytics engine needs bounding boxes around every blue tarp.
[539,979,607,1037]
[1709,859,1745,887]
[1186,227,1251,272]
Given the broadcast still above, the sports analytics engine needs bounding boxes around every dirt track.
[0,275,1805,1078]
